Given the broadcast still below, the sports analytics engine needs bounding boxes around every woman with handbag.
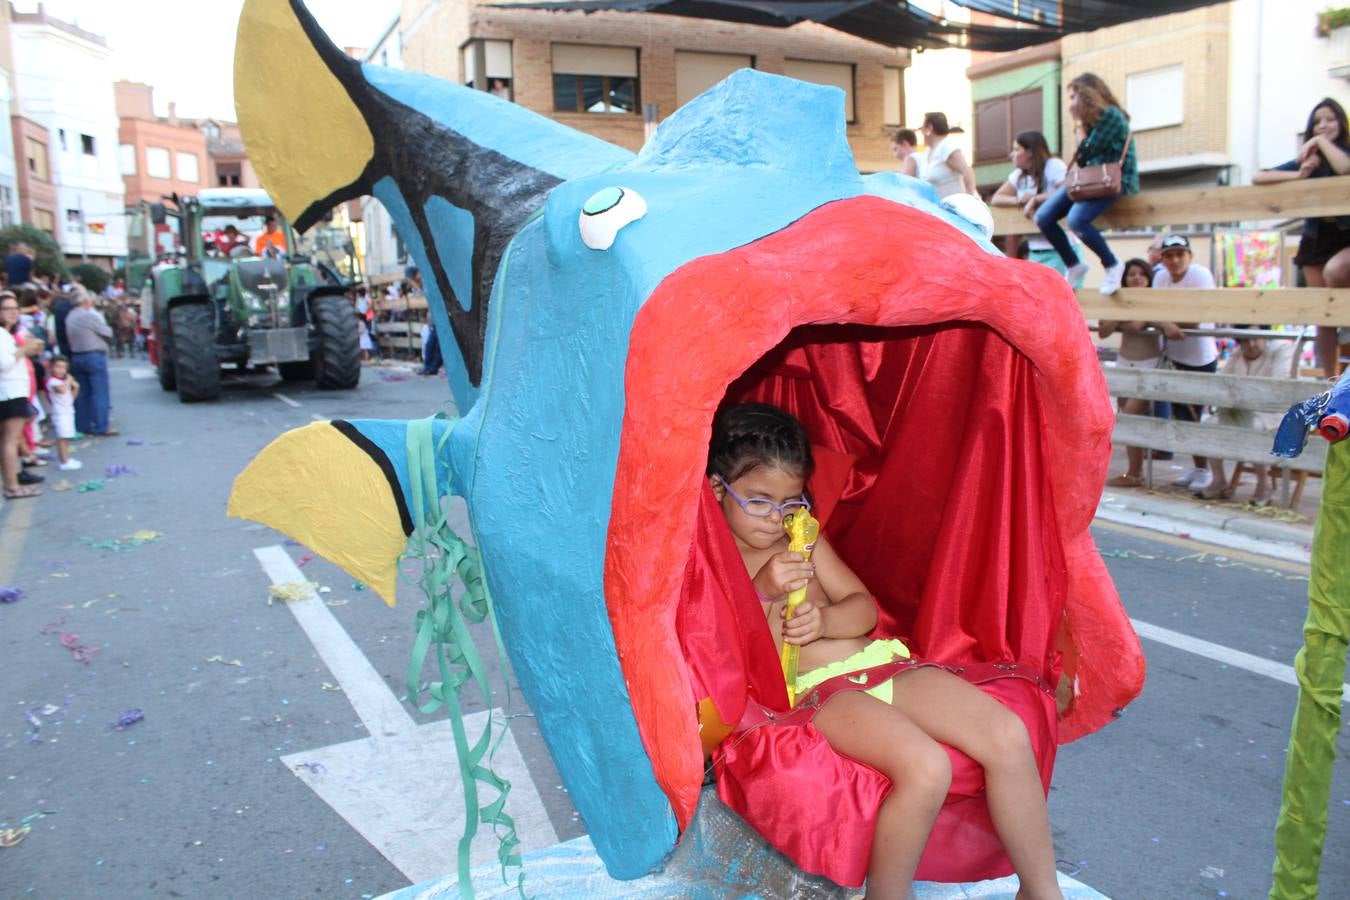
[1033,73,1138,296]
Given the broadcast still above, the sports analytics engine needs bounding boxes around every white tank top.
[923,138,965,198]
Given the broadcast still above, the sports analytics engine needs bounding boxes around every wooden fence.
[993,174,1350,507]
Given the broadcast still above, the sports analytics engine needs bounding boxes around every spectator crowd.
[895,83,1348,509]
[0,243,133,500]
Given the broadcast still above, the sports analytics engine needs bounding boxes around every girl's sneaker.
[58,458,83,471]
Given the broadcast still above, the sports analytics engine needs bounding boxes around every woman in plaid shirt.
[1032,73,1138,297]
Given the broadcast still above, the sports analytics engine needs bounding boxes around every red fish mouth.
[602,195,1142,829]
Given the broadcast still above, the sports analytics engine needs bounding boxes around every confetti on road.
[205,655,244,667]
[0,586,21,603]
[296,554,314,567]
[126,438,144,446]
[59,631,99,664]
[114,709,145,730]
[104,464,139,478]
[50,479,74,492]
[293,761,326,775]
[1099,548,1308,581]
[0,826,31,847]
[320,682,343,693]
[85,531,163,552]
[81,593,120,609]
[268,581,319,604]
[77,479,104,492]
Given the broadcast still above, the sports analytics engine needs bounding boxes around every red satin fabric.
[681,353,1064,885]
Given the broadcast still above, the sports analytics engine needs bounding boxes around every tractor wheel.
[169,303,221,403]
[155,319,176,392]
[310,296,360,390]
[277,360,314,382]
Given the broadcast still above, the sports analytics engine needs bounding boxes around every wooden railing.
[372,293,429,358]
[993,175,1350,505]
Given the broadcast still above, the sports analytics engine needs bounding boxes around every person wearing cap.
[919,112,976,198]
[1152,234,1218,491]
[1033,73,1138,297]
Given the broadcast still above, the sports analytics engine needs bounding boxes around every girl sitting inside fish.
[707,402,1064,900]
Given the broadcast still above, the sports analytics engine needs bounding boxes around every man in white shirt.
[1153,234,1219,491]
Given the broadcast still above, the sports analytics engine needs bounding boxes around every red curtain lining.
[725,322,1069,668]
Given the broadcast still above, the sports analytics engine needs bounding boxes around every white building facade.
[1228,0,1350,183]
[359,16,406,281]
[0,69,21,228]
[10,11,127,265]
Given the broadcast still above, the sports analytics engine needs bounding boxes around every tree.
[0,224,67,282]
[70,263,110,295]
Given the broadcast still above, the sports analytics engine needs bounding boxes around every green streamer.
[403,414,525,897]
[1271,440,1350,899]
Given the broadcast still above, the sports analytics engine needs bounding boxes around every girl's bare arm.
[809,534,878,638]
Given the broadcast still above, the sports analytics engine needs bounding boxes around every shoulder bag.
[1066,129,1132,202]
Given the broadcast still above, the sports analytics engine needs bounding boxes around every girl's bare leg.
[57,437,69,465]
[1119,397,1147,478]
[1304,266,1339,376]
[1318,249,1350,377]
[814,691,951,900]
[891,669,1063,900]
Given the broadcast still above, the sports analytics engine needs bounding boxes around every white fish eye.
[578,186,647,251]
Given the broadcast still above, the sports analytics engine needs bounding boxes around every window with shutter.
[975,98,1010,164]
[1011,89,1043,143]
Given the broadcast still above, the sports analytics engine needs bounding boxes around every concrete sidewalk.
[1097,445,1317,561]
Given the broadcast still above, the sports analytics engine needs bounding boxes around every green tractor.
[127,189,361,402]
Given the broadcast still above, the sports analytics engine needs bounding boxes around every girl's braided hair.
[707,403,814,483]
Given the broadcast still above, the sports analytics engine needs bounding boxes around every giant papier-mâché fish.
[228,0,1145,885]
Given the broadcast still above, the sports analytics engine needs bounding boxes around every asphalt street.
[1,357,1346,899]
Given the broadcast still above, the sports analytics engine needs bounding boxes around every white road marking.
[285,712,557,884]
[252,545,558,882]
[1132,618,1350,704]
[1095,504,1311,566]
[272,392,302,408]
[128,367,156,380]
[254,546,414,739]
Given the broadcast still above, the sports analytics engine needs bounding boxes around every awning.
[489,0,1227,52]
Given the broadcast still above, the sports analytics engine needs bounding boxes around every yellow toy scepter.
[780,508,820,707]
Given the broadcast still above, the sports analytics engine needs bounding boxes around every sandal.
[4,485,41,499]
[1106,474,1144,488]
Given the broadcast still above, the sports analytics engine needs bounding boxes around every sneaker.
[58,458,83,471]
[17,469,44,485]
[1189,469,1214,491]
[1099,261,1125,296]
[1171,467,1206,487]
[1065,262,1089,287]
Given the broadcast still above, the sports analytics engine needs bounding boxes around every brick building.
[398,0,910,172]
[115,82,210,206]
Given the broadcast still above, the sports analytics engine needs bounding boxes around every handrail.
[1103,367,1324,411]
[1076,287,1350,327]
[992,174,1350,236]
